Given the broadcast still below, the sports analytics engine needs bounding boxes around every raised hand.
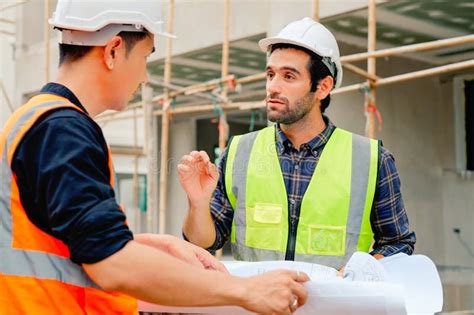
[177,150,219,208]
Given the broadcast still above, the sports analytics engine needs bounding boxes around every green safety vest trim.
[225,125,379,268]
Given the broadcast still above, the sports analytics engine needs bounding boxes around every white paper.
[343,251,388,282]
[379,253,443,314]
[138,252,443,315]
[225,260,338,281]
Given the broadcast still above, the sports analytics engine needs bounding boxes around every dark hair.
[58,31,150,66]
[269,43,333,113]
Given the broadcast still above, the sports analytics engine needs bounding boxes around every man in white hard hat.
[0,1,309,314]
[180,18,416,269]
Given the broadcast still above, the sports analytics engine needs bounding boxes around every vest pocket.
[253,203,282,223]
[246,203,284,251]
[308,225,346,256]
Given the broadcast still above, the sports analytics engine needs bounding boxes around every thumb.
[177,164,193,180]
[208,161,219,180]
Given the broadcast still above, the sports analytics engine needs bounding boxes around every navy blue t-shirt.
[11,82,133,265]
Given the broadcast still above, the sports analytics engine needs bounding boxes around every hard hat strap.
[321,57,337,80]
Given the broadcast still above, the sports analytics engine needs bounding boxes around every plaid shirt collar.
[275,115,336,156]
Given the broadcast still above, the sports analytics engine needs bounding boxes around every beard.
[266,92,316,125]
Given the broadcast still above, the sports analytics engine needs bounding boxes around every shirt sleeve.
[192,146,235,252]
[12,110,133,265]
[370,146,416,256]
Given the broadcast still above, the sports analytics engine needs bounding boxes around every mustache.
[265,93,289,104]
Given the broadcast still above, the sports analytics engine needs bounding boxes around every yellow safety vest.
[225,125,379,268]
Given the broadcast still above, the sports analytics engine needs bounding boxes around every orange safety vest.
[0,94,138,314]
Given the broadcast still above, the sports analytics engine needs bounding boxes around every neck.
[54,58,108,118]
[280,106,326,149]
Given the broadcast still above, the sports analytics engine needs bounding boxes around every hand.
[134,234,228,273]
[338,265,345,277]
[177,151,219,208]
[373,253,385,260]
[241,269,309,314]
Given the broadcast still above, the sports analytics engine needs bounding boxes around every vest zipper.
[285,214,298,260]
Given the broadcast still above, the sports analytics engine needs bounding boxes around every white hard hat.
[259,17,343,89]
[49,0,175,46]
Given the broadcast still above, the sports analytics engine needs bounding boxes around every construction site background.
[1,0,473,312]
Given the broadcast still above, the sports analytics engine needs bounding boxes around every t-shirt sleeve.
[12,110,133,264]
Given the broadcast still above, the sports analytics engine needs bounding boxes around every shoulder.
[30,107,105,145]
[13,107,108,165]
[227,127,268,149]
[379,145,396,164]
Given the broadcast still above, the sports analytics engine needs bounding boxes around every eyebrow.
[266,65,301,75]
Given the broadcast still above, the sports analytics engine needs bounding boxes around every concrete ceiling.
[326,0,474,64]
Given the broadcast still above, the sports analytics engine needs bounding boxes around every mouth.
[267,98,285,107]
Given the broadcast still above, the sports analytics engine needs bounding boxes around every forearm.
[134,233,173,251]
[182,201,217,249]
[84,240,243,306]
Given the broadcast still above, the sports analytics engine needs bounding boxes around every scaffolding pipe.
[149,78,228,102]
[154,60,474,116]
[132,106,141,232]
[158,0,174,234]
[365,0,377,139]
[312,0,320,22]
[0,18,15,24]
[154,102,264,118]
[94,31,474,122]
[219,0,230,155]
[213,0,232,260]
[95,59,474,125]
[343,62,380,81]
[0,29,15,36]
[149,35,474,102]
[155,74,235,100]
[96,34,473,123]
[341,34,474,64]
[333,59,474,94]
[143,85,157,233]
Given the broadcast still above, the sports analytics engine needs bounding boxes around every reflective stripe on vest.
[0,94,137,314]
[225,126,378,268]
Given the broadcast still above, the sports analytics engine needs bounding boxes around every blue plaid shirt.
[205,116,416,257]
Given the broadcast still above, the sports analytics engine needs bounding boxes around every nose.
[266,74,282,95]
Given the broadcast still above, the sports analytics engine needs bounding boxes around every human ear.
[103,36,123,70]
[316,75,334,100]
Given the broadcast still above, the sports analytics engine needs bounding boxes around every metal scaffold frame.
[32,0,474,233]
